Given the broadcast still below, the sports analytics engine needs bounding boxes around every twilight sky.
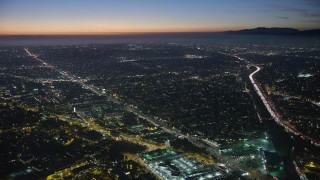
[0,0,320,35]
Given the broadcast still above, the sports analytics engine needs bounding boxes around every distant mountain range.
[226,27,320,36]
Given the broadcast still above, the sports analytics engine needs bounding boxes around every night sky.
[1,0,320,35]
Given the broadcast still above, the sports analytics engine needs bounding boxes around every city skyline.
[1,0,320,35]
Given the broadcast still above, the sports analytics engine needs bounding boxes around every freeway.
[233,54,320,148]
[233,53,320,179]
[239,55,320,148]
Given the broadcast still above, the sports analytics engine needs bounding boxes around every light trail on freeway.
[233,54,316,179]
[236,54,320,148]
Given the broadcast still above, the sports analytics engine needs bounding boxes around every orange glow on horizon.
[1,1,319,36]
[0,21,237,35]
[0,27,232,36]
